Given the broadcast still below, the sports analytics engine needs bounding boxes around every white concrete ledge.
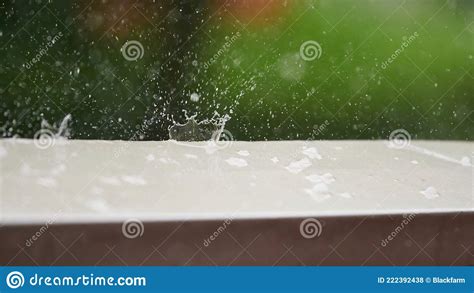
[0,139,472,224]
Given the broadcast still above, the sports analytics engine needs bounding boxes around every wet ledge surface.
[0,139,472,224]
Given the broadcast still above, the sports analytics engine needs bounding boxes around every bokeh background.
[0,0,473,140]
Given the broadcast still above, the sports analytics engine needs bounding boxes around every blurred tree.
[0,0,472,141]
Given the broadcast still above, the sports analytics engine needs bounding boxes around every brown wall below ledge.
[1,212,472,266]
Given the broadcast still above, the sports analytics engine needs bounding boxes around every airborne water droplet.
[190,92,200,102]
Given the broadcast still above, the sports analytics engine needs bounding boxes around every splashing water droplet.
[168,111,230,142]
[40,114,72,138]
[190,92,200,102]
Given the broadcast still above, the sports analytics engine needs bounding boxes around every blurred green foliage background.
[0,0,472,141]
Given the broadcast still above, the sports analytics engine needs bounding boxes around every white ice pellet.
[184,154,198,159]
[237,150,250,156]
[100,176,121,186]
[302,147,322,160]
[420,186,439,199]
[460,156,471,167]
[36,177,57,188]
[305,183,331,202]
[285,158,311,174]
[225,157,248,167]
[121,175,147,186]
[146,154,155,161]
[305,173,335,184]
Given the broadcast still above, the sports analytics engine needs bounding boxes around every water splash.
[33,114,72,149]
[41,114,72,138]
[168,111,230,142]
